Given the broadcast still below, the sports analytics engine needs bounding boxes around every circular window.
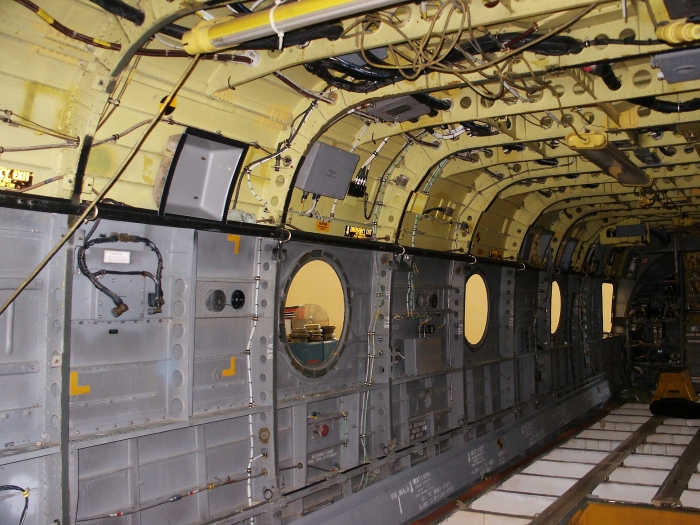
[283,258,346,375]
[464,273,489,346]
[551,281,561,334]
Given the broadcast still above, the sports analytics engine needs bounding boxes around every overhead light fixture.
[564,131,653,187]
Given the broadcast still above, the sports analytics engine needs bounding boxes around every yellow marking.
[70,371,90,396]
[315,220,330,232]
[222,357,236,377]
[227,234,241,254]
[36,8,54,25]
[93,38,111,48]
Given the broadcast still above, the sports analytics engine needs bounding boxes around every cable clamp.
[84,205,99,223]
[269,0,285,50]
[22,488,29,498]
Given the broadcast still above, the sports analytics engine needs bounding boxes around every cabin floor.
[439,403,700,525]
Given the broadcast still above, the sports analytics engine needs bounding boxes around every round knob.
[205,290,227,312]
[315,424,330,437]
[231,289,245,310]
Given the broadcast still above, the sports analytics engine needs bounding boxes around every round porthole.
[283,257,347,376]
[551,281,561,334]
[464,273,489,346]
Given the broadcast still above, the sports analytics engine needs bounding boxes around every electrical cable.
[0,142,79,153]
[13,175,64,193]
[232,99,318,210]
[364,140,410,221]
[0,109,79,142]
[76,218,165,318]
[320,1,600,98]
[0,485,29,525]
[14,0,252,63]
[245,238,263,515]
[93,117,185,146]
[0,55,201,318]
[632,96,700,114]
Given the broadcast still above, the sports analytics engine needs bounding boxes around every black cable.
[88,0,145,25]
[632,96,700,114]
[0,485,29,525]
[585,63,621,91]
[77,219,164,318]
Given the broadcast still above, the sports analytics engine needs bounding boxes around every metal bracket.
[564,68,596,100]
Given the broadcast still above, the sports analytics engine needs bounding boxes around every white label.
[103,249,131,264]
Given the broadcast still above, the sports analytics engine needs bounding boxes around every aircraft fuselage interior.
[2,0,700,524]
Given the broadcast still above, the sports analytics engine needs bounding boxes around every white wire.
[246,168,269,211]
[246,239,262,514]
[432,125,465,140]
[351,123,370,153]
[361,137,390,170]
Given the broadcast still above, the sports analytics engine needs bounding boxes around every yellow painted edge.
[222,356,236,377]
[70,371,90,396]
[227,234,241,254]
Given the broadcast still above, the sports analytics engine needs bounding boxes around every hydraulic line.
[0,55,202,317]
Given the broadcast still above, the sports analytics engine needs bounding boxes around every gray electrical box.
[662,0,700,19]
[652,48,700,84]
[294,141,360,199]
[617,223,647,238]
[364,96,434,123]
[160,127,247,221]
[404,337,443,376]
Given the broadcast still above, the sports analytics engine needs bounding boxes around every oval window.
[284,259,345,370]
[551,281,561,334]
[464,273,489,346]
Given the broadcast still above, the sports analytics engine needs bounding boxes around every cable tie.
[22,488,29,498]
[269,0,285,50]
